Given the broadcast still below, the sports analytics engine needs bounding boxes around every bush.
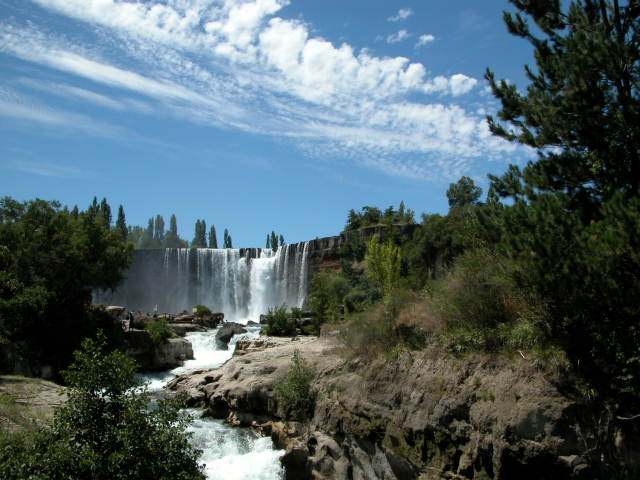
[146,317,173,345]
[0,332,204,480]
[193,305,212,317]
[275,350,316,420]
[264,304,297,336]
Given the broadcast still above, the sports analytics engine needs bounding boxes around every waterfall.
[94,242,311,321]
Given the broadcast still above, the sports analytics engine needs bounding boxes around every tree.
[223,228,232,248]
[446,176,482,210]
[0,197,132,375]
[266,234,271,248]
[115,205,127,241]
[279,234,285,246]
[98,198,112,228]
[191,219,206,248]
[208,224,218,248]
[140,217,154,249]
[154,214,165,247]
[485,2,640,471]
[365,235,401,297]
[165,214,185,248]
[270,231,277,250]
[0,332,204,479]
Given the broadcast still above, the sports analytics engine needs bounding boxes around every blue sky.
[0,0,535,246]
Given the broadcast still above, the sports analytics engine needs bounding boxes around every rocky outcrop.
[215,322,247,347]
[169,334,601,479]
[121,330,193,371]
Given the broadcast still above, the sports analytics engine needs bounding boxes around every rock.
[193,312,224,328]
[120,331,194,371]
[168,323,207,337]
[169,334,602,479]
[105,305,126,317]
[246,320,260,327]
[215,322,247,347]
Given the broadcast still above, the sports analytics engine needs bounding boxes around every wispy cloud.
[386,29,410,44]
[0,0,522,181]
[415,34,435,48]
[9,159,92,178]
[388,8,413,22]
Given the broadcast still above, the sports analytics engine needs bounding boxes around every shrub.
[275,350,316,420]
[264,304,297,336]
[194,305,212,317]
[0,332,204,480]
[146,317,173,346]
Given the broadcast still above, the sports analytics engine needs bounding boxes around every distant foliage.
[275,350,316,421]
[194,304,212,317]
[0,332,204,480]
[146,317,173,346]
[264,304,297,336]
[344,201,415,232]
[365,235,401,297]
[446,176,482,210]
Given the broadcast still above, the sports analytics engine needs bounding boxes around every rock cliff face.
[169,334,593,479]
[121,331,194,371]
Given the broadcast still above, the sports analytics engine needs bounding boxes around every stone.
[215,322,247,347]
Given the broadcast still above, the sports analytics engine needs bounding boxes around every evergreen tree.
[208,225,218,248]
[191,219,207,248]
[154,214,165,247]
[270,231,277,249]
[446,176,482,210]
[87,196,99,219]
[266,234,271,248]
[71,205,79,219]
[223,229,232,248]
[115,205,127,241]
[169,214,178,236]
[484,0,640,458]
[140,217,154,249]
[99,198,112,228]
[279,234,285,246]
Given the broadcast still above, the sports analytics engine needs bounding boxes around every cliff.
[168,334,597,479]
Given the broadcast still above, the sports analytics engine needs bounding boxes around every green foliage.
[485,0,640,416]
[344,202,415,232]
[194,304,212,317]
[191,219,207,248]
[115,205,127,241]
[0,332,204,480]
[309,270,351,325]
[446,176,482,210]
[223,228,233,248]
[264,304,297,336]
[275,350,316,420]
[0,197,132,376]
[146,317,173,346]
[365,235,401,297]
[208,225,218,248]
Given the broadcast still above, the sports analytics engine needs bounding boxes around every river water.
[139,326,285,480]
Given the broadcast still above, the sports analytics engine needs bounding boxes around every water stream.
[139,326,284,480]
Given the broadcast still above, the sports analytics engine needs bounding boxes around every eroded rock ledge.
[169,335,593,479]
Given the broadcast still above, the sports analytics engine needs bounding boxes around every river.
[140,326,285,480]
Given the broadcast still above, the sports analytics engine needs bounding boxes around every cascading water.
[140,327,284,479]
[95,243,310,319]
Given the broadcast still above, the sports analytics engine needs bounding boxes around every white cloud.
[10,159,91,178]
[388,8,413,22]
[386,29,410,44]
[415,34,435,47]
[0,0,518,181]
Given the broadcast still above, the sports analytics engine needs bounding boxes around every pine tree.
[223,229,232,248]
[154,215,165,247]
[226,233,233,248]
[279,234,285,247]
[446,177,482,210]
[140,217,154,249]
[115,205,127,241]
[87,196,99,219]
[169,214,178,236]
[270,231,277,250]
[191,220,207,248]
[485,0,640,432]
[99,198,112,228]
[266,234,271,248]
[208,225,218,248]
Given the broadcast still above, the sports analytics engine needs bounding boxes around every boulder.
[193,312,224,328]
[168,323,207,337]
[121,330,193,371]
[215,322,247,347]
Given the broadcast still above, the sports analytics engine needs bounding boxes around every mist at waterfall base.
[141,328,284,480]
[95,243,310,320]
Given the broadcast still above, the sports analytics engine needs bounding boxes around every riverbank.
[170,332,600,479]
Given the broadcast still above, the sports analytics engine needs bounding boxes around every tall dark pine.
[154,215,165,247]
[115,205,127,241]
[99,198,112,228]
[265,234,271,248]
[279,234,285,247]
[485,0,640,430]
[446,176,482,210]
[270,231,277,250]
[191,219,207,248]
[223,228,232,248]
[209,225,218,248]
